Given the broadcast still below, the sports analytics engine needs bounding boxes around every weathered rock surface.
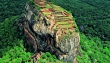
[18,0,80,63]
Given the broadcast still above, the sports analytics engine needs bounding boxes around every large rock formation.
[18,0,80,63]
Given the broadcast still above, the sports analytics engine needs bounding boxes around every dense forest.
[0,0,33,63]
[0,0,110,63]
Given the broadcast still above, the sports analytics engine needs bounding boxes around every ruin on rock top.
[18,0,80,63]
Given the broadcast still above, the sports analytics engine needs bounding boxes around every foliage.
[0,0,34,62]
[0,0,27,22]
[76,33,110,63]
[0,44,33,63]
[38,52,70,63]
[0,16,20,56]
[0,16,33,63]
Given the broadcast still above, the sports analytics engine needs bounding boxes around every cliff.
[18,0,80,63]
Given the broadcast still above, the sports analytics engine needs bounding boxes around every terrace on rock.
[19,0,80,63]
[34,0,77,42]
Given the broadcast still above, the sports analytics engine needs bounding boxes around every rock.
[18,0,80,63]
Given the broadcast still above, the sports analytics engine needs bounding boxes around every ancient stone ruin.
[18,0,80,63]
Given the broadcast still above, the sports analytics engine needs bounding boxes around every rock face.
[18,0,80,63]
